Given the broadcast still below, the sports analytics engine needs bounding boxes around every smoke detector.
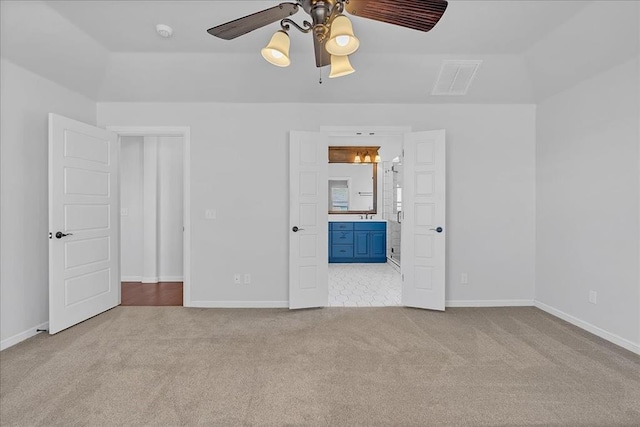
[156,24,173,38]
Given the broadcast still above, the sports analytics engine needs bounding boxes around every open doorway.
[325,130,405,307]
[289,128,445,311]
[108,126,191,307]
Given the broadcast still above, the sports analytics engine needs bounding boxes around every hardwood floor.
[121,282,183,306]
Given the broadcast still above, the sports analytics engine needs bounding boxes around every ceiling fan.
[207,0,448,78]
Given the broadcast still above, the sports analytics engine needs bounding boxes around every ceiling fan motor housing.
[300,0,342,39]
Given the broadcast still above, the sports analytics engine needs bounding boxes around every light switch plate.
[205,209,216,220]
[120,208,129,216]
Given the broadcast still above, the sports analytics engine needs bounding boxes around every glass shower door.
[383,160,403,267]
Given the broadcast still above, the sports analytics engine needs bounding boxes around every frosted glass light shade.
[374,154,381,163]
[326,15,359,56]
[261,31,291,67]
[329,55,355,78]
[354,153,362,163]
[364,153,372,163]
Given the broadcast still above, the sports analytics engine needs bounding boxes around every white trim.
[159,276,184,282]
[445,299,534,307]
[107,126,192,308]
[1,322,48,351]
[141,277,159,283]
[190,300,289,308]
[534,301,640,355]
[122,276,184,283]
[320,125,412,136]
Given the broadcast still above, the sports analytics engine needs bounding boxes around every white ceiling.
[44,0,588,54]
[1,1,638,103]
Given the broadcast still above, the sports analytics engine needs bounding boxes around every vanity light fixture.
[374,153,381,163]
[364,152,372,163]
[354,153,362,163]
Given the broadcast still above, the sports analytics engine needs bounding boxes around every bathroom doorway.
[325,131,404,307]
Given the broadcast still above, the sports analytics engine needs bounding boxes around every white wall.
[157,136,184,280]
[120,136,144,279]
[0,58,96,348]
[120,136,183,281]
[536,57,640,351]
[98,103,536,306]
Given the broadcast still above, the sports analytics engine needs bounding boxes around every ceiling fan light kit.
[325,15,359,56]
[261,30,292,67]
[207,0,448,79]
[329,54,355,78]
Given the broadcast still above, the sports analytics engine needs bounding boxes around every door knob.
[430,227,443,233]
[292,226,304,232]
[55,231,73,239]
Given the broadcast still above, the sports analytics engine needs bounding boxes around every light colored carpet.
[1,307,639,426]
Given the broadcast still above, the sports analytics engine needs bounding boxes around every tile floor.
[328,262,401,307]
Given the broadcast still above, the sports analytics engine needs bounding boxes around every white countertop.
[328,218,386,222]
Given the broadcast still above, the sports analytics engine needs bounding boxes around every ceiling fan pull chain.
[319,68,323,85]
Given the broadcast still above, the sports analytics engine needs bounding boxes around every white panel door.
[49,114,119,334]
[401,130,446,310]
[289,131,328,309]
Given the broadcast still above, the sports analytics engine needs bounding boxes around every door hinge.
[402,274,404,281]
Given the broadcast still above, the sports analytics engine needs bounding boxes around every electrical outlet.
[205,209,216,220]
[461,273,468,284]
[233,273,242,284]
[244,273,251,284]
[120,208,129,216]
[589,290,597,304]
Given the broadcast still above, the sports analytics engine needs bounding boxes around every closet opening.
[109,126,191,307]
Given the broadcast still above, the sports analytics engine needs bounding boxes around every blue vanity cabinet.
[329,222,354,261]
[329,221,386,263]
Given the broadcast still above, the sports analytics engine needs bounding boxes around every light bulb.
[271,50,283,59]
[336,35,350,47]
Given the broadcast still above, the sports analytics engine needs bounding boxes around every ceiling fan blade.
[345,0,448,33]
[207,3,299,40]
[313,36,331,68]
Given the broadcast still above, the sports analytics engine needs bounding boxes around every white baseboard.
[1,321,49,351]
[190,300,288,308]
[446,299,534,308]
[159,276,183,282]
[122,276,184,283]
[534,300,640,355]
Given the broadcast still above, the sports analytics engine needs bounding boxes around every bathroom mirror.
[328,146,378,215]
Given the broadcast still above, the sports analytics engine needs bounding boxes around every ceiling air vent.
[432,60,482,96]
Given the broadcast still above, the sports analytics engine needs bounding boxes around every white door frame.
[106,126,192,307]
